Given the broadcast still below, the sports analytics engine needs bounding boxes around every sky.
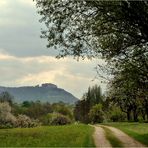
[0,0,106,98]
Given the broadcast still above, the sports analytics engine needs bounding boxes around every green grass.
[0,124,95,147]
[103,122,148,146]
[102,126,123,147]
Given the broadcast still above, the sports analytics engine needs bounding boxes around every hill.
[0,83,78,104]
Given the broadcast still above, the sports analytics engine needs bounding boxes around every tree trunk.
[127,109,131,121]
[133,109,138,122]
[133,113,138,122]
[146,109,148,121]
[142,111,146,121]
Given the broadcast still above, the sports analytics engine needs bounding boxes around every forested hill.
[0,83,78,104]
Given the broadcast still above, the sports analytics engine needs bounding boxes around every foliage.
[14,101,74,123]
[35,0,148,61]
[0,102,40,129]
[40,113,71,125]
[74,85,102,123]
[12,101,74,126]
[25,101,53,119]
[50,113,71,125]
[0,124,95,147]
[109,107,126,122]
[0,92,14,105]
[16,114,39,128]
[107,59,148,121]
[74,99,90,123]
[52,102,74,120]
[89,104,104,123]
[0,102,16,128]
[39,113,52,125]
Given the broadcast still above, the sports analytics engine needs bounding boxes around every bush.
[16,114,40,128]
[110,107,126,122]
[0,102,17,128]
[52,104,73,120]
[50,113,71,125]
[40,113,72,125]
[39,113,53,125]
[89,104,104,123]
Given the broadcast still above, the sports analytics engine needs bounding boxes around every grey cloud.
[0,0,57,57]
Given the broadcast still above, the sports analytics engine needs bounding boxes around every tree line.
[0,92,73,128]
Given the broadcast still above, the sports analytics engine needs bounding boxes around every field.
[104,122,148,146]
[0,124,95,147]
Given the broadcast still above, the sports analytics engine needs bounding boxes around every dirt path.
[101,125,146,147]
[92,125,112,147]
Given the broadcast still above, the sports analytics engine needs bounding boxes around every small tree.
[89,104,104,123]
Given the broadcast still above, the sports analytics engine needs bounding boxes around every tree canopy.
[35,0,148,61]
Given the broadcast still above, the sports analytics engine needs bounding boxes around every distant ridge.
[0,83,78,104]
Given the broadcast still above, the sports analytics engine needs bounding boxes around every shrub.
[50,113,71,125]
[39,113,53,125]
[16,114,40,128]
[0,102,17,128]
[52,104,73,120]
[89,104,104,123]
[110,107,126,122]
[40,113,72,125]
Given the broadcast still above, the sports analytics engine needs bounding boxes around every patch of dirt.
[92,125,112,147]
[102,125,146,147]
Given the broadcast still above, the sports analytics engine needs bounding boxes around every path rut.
[92,125,146,147]
[102,125,145,147]
[92,125,112,147]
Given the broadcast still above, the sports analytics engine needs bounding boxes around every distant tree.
[74,99,90,123]
[0,92,14,105]
[74,85,102,123]
[52,103,73,120]
[22,101,33,108]
[25,101,52,119]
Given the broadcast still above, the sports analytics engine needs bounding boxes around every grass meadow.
[0,124,95,147]
[103,122,148,146]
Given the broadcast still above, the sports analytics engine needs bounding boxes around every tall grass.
[0,124,95,147]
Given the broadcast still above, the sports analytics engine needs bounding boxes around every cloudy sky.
[0,0,106,98]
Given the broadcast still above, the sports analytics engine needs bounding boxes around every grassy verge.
[103,122,148,146]
[102,126,123,147]
[0,124,95,147]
